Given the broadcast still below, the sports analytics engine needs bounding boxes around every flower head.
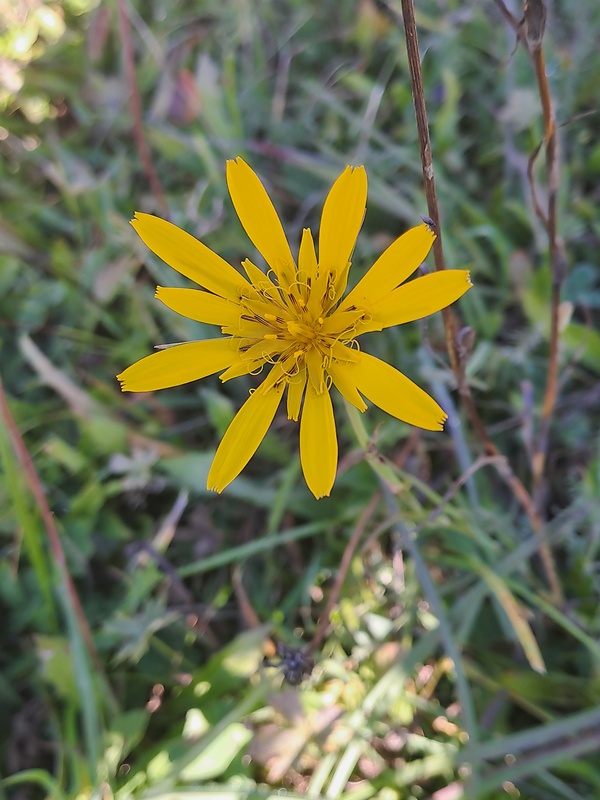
[118,158,472,498]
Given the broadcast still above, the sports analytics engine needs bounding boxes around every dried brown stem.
[306,492,380,655]
[495,1,566,601]
[116,0,169,219]
[0,375,107,681]
[527,12,568,519]
[232,564,263,630]
[400,0,562,602]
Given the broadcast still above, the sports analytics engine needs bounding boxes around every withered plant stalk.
[117,0,170,219]
[400,0,562,603]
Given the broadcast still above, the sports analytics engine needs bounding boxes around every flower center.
[228,255,368,391]
[286,320,318,342]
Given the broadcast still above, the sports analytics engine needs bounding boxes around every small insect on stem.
[263,642,315,686]
[420,214,436,231]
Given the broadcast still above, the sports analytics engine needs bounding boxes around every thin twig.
[305,492,380,655]
[494,0,566,602]
[493,0,532,56]
[400,0,561,603]
[523,1,568,521]
[116,0,169,219]
[400,0,504,452]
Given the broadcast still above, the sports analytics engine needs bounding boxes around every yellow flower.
[118,158,472,498]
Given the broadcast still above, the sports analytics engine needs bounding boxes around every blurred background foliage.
[1,0,600,798]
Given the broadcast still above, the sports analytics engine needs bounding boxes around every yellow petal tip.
[227,155,247,169]
[116,374,131,392]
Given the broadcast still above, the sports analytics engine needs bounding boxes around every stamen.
[289,282,309,306]
[287,293,303,313]
[254,314,275,326]
[266,268,280,286]
[261,285,287,311]
[282,361,300,378]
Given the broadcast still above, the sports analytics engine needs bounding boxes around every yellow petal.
[319,166,367,273]
[287,369,307,421]
[117,339,237,392]
[226,158,295,287]
[155,287,241,326]
[330,340,360,363]
[255,361,286,394]
[207,382,284,492]
[320,309,366,336]
[331,260,352,307]
[222,321,269,338]
[351,351,447,430]
[369,270,472,329]
[327,360,367,412]
[219,359,262,383]
[298,227,318,285]
[341,223,435,311]
[239,337,290,363]
[305,346,325,394]
[300,387,338,498]
[307,263,332,318]
[242,258,275,292]
[131,213,249,302]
